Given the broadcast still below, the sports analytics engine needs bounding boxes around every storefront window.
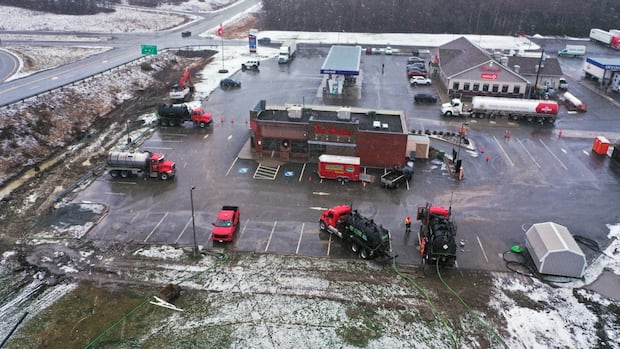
[463,82,470,91]
[452,82,460,90]
[482,84,489,92]
[492,84,499,92]
[473,83,480,92]
[501,85,509,93]
[513,85,521,94]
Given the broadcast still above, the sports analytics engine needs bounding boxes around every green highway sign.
[141,45,158,55]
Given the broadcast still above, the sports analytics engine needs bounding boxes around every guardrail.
[0,44,219,109]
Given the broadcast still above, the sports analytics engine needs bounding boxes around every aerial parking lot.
[73,40,620,273]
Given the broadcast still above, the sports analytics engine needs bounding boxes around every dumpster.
[592,136,610,155]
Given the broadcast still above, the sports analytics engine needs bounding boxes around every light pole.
[456,122,469,162]
[190,186,198,257]
[454,122,469,180]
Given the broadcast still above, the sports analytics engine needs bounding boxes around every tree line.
[0,0,115,14]
[261,0,619,37]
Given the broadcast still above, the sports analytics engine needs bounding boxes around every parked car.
[385,46,393,55]
[407,68,428,78]
[407,57,425,64]
[407,62,426,69]
[241,60,260,71]
[410,76,432,86]
[414,93,438,103]
[220,78,241,88]
[257,37,271,45]
[181,31,191,38]
[365,47,373,55]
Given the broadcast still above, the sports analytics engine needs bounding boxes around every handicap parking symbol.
[283,171,295,177]
[238,167,249,174]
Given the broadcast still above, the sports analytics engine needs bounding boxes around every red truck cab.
[212,206,240,242]
[319,205,351,235]
[317,154,360,182]
[191,107,212,128]
[149,152,176,180]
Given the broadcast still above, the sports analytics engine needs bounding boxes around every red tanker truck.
[106,150,176,180]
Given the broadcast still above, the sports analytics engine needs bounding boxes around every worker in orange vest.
[404,216,412,234]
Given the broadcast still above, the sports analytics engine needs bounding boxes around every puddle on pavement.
[585,270,620,302]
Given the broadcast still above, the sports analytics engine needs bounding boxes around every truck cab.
[191,107,212,128]
[149,153,176,180]
[212,206,240,242]
[319,205,351,239]
[441,98,465,116]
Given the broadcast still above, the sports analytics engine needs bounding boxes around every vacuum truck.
[319,205,393,260]
[441,96,558,124]
[106,150,176,180]
[157,104,212,128]
[416,203,457,267]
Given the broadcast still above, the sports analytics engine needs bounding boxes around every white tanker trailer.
[106,150,176,180]
[562,92,587,112]
[441,96,559,124]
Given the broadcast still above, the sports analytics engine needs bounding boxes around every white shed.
[525,222,586,278]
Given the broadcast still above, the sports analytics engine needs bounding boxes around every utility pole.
[531,49,545,98]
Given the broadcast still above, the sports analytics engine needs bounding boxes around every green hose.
[391,258,457,348]
[435,259,508,348]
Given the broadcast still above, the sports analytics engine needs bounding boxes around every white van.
[558,45,586,57]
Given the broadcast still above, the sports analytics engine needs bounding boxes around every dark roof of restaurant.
[256,106,404,133]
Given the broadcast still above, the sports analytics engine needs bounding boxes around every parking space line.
[144,212,168,242]
[299,163,307,182]
[264,221,277,252]
[295,223,305,254]
[105,191,127,195]
[539,139,568,170]
[239,218,249,239]
[476,235,489,263]
[175,217,193,243]
[493,135,514,167]
[225,156,239,176]
[516,138,541,168]
[203,134,209,139]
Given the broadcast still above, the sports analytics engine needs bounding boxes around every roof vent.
[337,106,351,120]
[287,105,302,119]
[514,65,520,73]
[373,120,381,128]
[381,123,389,129]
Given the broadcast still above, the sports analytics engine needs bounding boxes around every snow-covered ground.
[0,1,618,348]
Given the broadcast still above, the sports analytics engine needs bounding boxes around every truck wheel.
[121,170,129,178]
[360,249,369,260]
[444,111,452,117]
[351,243,360,253]
[199,121,206,128]
[110,170,119,178]
[160,173,169,181]
[319,221,327,231]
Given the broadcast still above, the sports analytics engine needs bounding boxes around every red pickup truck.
[212,206,240,242]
